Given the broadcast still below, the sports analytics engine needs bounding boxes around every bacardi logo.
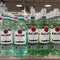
[31,26,36,32]
[55,27,60,32]
[18,30,22,34]
[4,29,8,34]
[44,27,49,32]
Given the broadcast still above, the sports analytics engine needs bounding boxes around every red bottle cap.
[4,29,8,34]
[31,26,36,32]
[55,27,60,32]
[44,27,49,32]
[18,30,22,34]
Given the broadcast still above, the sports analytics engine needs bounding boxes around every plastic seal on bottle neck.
[53,8,59,17]
[41,8,46,17]
[30,6,35,18]
[50,11,54,19]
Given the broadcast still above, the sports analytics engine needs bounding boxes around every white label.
[50,28,60,43]
[1,30,12,44]
[14,31,26,44]
[39,29,49,43]
[28,29,38,43]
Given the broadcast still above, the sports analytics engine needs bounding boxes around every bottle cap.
[53,8,59,17]
[30,6,35,17]
[41,8,46,17]
[50,11,53,18]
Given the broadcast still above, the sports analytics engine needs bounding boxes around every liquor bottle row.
[0,7,60,56]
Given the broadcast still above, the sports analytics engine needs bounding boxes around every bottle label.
[39,29,49,43]
[29,44,37,50]
[39,44,49,50]
[28,29,38,43]
[50,44,60,50]
[50,28,60,43]
[15,45,26,50]
[1,30,12,44]
[1,45,12,50]
[14,31,26,44]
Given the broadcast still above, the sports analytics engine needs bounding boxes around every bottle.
[35,11,43,56]
[39,8,49,56]
[50,9,60,56]
[1,13,14,56]
[0,14,3,30]
[14,14,28,56]
[28,7,39,55]
[58,11,60,27]
[49,11,54,55]
[0,14,3,55]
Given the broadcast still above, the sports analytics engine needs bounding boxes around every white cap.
[50,11,54,18]
[58,11,60,17]
[41,8,46,17]
[3,12,14,18]
[18,12,23,16]
[8,13,14,18]
[18,12,24,19]
[3,12,9,18]
[46,13,49,19]
[35,12,42,20]
[53,8,59,17]
[30,6,35,17]
[0,2,6,13]
[47,12,50,19]
[0,13,3,18]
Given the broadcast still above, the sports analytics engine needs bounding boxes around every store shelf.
[0,56,60,60]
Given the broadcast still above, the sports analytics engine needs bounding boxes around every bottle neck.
[31,17,35,19]
[54,16,58,19]
[42,16,46,19]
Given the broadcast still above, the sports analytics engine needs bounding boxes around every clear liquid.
[14,45,28,56]
[1,44,14,56]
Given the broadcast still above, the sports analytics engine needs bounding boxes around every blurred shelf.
[0,56,60,60]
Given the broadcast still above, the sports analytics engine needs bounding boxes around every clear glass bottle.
[39,8,49,56]
[50,9,60,56]
[1,14,14,56]
[28,17,39,55]
[0,14,3,56]
[27,7,39,55]
[14,15,28,56]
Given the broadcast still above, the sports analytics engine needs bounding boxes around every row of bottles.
[0,7,60,56]
[0,13,28,56]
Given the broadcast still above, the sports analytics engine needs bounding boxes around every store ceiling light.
[16,4,22,7]
[45,5,51,7]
